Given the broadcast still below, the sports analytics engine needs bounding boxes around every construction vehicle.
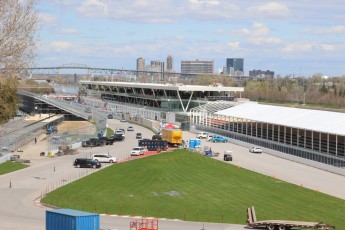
[247,206,335,230]
[161,128,182,147]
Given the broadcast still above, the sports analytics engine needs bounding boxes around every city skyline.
[38,1,345,77]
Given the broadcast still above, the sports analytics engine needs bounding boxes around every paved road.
[0,119,344,230]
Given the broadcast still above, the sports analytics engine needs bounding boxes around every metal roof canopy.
[191,101,239,114]
[215,103,345,136]
[80,81,244,92]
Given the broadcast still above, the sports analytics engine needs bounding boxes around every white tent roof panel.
[215,103,345,135]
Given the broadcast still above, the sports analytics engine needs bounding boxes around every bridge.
[18,91,107,131]
[22,63,184,79]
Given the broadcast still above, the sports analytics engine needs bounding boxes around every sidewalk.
[15,133,51,165]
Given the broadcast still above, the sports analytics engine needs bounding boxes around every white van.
[197,132,208,139]
[92,154,117,163]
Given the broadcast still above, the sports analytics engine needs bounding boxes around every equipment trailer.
[247,207,335,230]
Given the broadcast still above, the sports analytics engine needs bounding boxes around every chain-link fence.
[0,115,63,155]
[47,125,97,154]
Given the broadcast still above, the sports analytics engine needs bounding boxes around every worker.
[35,138,37,144]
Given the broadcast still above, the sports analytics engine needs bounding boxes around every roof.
[47,209,98,217]
[215,103,345,136]
[191,101,239,114]
[80,81,243,92]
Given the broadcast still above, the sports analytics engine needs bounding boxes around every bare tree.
[0,0,37,75]
[0,0,38,123]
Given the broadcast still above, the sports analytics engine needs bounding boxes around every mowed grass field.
[42,150,344,226]
[0,161,28,175]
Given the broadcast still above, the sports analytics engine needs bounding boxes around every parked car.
[98,136,115,145]
[196,132,208,139]
[82,138,105,147]
[130,147,145,156]
[120,118,126,122]
[73,158,101,168]
[110,134,125,141]
[136,133,142,139]
[92,154,117,163]
[224,151,233,161]
[107,114,113,119]
[127,126,134,131]
[249,146,262,153]
[211,136,229,143]
[206,135,214,142]
[115,130,125,138]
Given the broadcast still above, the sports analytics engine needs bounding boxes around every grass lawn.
[0,161,28,175]
[106,127,114,137]
[41,150,344,227]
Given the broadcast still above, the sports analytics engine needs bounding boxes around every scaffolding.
[130,218,159,230]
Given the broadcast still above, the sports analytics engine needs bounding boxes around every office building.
[181,60,214,77]
[136,57,145,80]
[226,58,244,76]
[167,55,174,72]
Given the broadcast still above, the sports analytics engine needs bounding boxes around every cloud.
[227,42,240,49]
[304,25,345,34]
[282,42,314,53]
[39,13,59,26]
[239,22,282,45]
[247,2,290,18]
[321,44,335,51]
[77,0,109,17]
[75,0,238,23]
[51,41,73,52]
[60,28,78,34]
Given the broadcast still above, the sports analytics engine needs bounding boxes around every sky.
[37,0,345,77]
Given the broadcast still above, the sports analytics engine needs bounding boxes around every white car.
[92,154,117,163]
[196,132,208,139]
[127,126,134,131]
[115,130,125,138]
[206,135,214,142]
[249,146,262,153]
[130,147,145,156]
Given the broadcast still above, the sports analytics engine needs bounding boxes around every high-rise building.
[146,60,165,80]
[166,55,174,72]
[226,58,244,76]
[137,57,145,80]
[181,59,214,77]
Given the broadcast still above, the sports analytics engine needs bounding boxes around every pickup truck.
[211,136,229,143]
[249,146,262,153]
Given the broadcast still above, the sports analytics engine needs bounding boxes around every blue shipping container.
[189,139,196,148]
[46,209,100,230]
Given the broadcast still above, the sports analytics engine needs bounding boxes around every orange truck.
[161,128,182,147]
